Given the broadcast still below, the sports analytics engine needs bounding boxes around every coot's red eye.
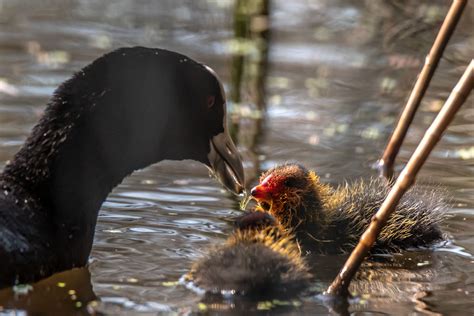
[207,95,215,108]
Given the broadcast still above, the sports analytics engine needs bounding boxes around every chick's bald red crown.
[251,174,287,201]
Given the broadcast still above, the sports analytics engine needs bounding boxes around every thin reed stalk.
[376,0,467,179]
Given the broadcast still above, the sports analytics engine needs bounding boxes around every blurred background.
[0,0,473,314]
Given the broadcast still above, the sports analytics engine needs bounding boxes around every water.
[0,0,473,314]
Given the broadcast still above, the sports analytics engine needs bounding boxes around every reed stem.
[327,60,473,296]
[376,0,467,179]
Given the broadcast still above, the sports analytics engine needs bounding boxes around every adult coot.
[0,47,245,286]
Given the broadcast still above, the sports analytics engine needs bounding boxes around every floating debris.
[456,147,474,160]
[256,299,301,311]
[198,302,208,312]
[141,179,157,185]
[162,281,179,287]
[361,126,381,140]
[308,134,320,145]
[0,78,19,96]
[267,76,290,89]
[13,284,33,295]
[126,278,139,283]
[380,77,397,94]
[89,34,112,50]
[103,229,123,233]
[257,301,272,310]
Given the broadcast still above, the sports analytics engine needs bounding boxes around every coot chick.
[0,47,245,287]
[251,163,447,253]
[184,211,311,297]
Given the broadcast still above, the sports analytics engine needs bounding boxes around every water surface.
[0,0,473,314]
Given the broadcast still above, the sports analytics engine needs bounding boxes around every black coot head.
[161,53,245,194]
[76,47,245,194]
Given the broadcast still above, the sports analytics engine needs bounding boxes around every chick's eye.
[284,178,295,187]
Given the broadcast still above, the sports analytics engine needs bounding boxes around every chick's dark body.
[252,164,447,254]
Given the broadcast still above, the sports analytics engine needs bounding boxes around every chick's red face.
[250,164,312,214]
[250,173,286,208]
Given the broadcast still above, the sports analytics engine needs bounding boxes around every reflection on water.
[229,0,270,185]
[0,0,473,314]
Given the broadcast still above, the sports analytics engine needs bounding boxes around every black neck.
[1,90,171,266]
[0,47,223,269]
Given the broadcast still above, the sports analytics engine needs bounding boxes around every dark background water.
[0,0,473,314]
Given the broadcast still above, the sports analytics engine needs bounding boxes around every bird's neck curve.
[0,82,172,268]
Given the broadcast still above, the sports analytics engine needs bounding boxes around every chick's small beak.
[250,184,270,200]
[207,132,245,195]
[250,183,273,211]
